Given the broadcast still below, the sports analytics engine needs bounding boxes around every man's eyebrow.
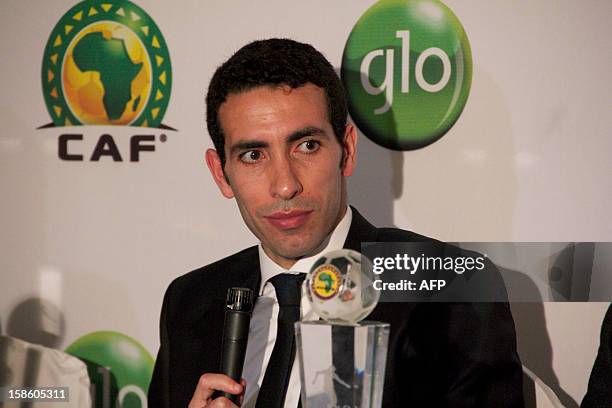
[229,126,329,156]
[229,140,269,156]
[286,126,328,143]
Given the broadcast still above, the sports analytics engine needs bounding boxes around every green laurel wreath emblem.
[41,0,172,127]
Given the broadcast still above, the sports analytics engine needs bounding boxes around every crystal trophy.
[295,249,390,408]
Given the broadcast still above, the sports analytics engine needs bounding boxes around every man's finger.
[207,396,239,408]
[238,379,247,405]
[189,373,243,406]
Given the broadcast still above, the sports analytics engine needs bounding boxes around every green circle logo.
[65,331,154,408]
[341,0,472,150]
[42,0,171,127]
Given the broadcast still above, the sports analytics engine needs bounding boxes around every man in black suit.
[149,39,524,407]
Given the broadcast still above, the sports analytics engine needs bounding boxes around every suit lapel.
[195,247,261,374]
[344,206,379,252]
[226,247,262,300]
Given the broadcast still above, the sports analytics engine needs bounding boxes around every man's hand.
[188,373,246,407]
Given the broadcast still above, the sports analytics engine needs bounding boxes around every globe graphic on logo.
[42,0,171,128]
[66,331,154,408]
[62,22,151,125]
[305,249,380,324]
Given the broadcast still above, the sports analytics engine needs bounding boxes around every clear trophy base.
[295,321,390,408]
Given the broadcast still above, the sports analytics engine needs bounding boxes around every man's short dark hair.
[206,38,348,168]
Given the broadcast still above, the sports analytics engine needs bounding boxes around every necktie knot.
[269,273,306,307]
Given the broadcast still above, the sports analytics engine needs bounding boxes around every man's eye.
[240,150,262,163]
[297,140,320,153]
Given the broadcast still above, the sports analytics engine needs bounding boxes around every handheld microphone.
[214,287,253,404]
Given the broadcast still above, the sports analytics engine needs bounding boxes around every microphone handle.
[216,309,251,403]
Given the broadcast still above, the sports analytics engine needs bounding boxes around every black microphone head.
[226,287,253,312]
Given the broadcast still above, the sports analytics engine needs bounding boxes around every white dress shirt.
[241,207,353,407]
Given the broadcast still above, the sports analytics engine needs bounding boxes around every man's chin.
[267,239,323,262]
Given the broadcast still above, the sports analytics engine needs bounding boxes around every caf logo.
[41,0,171,127]
[311,265,341,300]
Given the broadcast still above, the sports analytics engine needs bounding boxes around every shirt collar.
[257,206,352,295]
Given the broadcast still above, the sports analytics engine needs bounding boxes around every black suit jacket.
[581,304,612,407]
[149,208,525,407]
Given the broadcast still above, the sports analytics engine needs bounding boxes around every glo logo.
[341,0,472,150]
[66,331,154,408]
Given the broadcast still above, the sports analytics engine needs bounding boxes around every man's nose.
[269,156,303,200]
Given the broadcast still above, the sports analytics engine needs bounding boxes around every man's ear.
[205,148,234,198]
[341,124,357,177]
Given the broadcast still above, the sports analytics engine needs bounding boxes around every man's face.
[206,84,357,269]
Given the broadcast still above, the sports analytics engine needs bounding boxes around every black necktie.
[255,273,306,408]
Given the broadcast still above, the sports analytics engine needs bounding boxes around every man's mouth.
[264,210,313,230]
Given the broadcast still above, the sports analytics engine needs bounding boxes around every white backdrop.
[1,0,611,406]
